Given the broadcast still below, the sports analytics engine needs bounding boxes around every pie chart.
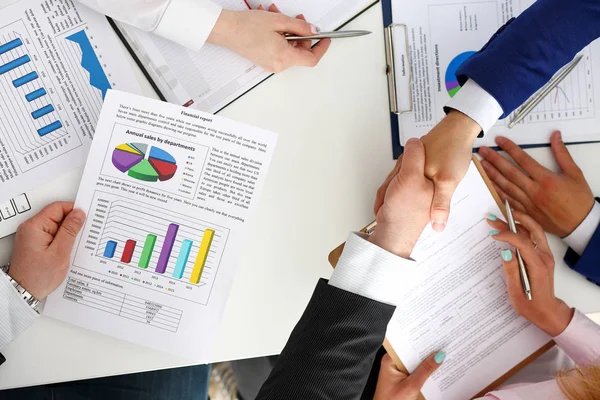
[111,143,178,182]
[445,51,476,98]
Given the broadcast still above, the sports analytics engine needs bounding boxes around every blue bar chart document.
[0,0,141,201]
[45,91,277,362]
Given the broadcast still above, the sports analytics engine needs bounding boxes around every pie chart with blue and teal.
[112,143,178,182]
[445,51,476,98]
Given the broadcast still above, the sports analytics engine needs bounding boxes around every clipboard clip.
[384,24,413,115]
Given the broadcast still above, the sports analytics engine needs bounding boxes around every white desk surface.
[1,2,600,390]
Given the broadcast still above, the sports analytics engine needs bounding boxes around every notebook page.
[118,0,375,113]
[386,162,550,400]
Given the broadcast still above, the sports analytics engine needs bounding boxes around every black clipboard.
[381,0,600,160]
[107,1,380,115]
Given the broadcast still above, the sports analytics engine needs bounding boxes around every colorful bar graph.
[139,234,157,269]
[25,88,46,102]
[121,239,136,263]
[173,239,193,279]
[31,104,54,119]
[13,71,38,87]
[156,224,179,274]
[190,229,214,284]
[38,121,62,136]
[0,38,22,56]
[0,55,30,75]
[103,241,117,258]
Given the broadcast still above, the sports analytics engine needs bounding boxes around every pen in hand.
[285,30,371,41]
[505,199,533,301]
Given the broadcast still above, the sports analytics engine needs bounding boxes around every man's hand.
[479,131,595,237]
[373,352,445,400]
[208,5,331,73]
[375,111,480,232]
[9,202,86,299]
[370,138,434,258]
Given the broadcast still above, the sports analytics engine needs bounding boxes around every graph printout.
[392,0,600,147]
[45,91,277,361]
[0,0,140,200]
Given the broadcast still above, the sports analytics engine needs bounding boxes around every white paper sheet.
[117,0,376,113]
[391,0,600,147]
[386,163,550,400]
[44,90,277,361]
[0,0,140,201]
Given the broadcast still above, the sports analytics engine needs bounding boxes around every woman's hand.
[479,131,595,237]
[373,352,445,400]
[207,4,331,73]
[487,211,574,336]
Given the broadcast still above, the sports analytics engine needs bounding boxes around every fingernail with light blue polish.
[501,250,513,262]
[489,230,500,236]
[487,213,497,221]
[434,351,446,364]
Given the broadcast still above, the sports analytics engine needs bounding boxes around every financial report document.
[0,0,140,200]
[117,0,376,113]
[391,0,600,147]
[386,163,550,400]
[45,90,277,361]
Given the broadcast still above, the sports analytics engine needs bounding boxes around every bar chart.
[0,20,80,175]
[74,191,230,305]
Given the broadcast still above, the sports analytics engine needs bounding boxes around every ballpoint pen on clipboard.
[505,199,533,301]
[509,55,583,129]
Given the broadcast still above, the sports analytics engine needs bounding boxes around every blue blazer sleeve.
[564,198,600,286]
[456,0,600,118]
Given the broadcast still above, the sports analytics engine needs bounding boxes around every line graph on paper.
[513,49,595,124]
[0,20,79,173]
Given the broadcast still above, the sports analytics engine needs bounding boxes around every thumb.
[277,14,318,36]
[52,209,86,257]
[405,351,445,389]
[551,131,582,178]
[430,181,457,232]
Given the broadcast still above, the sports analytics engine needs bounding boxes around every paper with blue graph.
[0,0,140,200]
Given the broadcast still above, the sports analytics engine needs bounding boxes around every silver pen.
[285,30,371,41]
[509,55,583,128]
[505,199,533,301]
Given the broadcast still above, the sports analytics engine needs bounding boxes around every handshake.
[371,110,596,257]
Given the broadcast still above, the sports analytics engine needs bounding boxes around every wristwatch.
[1,263,41,314]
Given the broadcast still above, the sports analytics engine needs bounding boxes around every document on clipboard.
[329,158,554,400]
[384,0,600,156]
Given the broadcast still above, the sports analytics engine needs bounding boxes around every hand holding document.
[45,90,277,361]
[383,162,552,400]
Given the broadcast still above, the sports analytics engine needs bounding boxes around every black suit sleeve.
[256,279,395,400]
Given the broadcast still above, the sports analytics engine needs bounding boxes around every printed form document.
[391,0,600,147]
[117,0,376,113]
[0,0,140,201]
[386,163,550,400]
[45,90,277,361]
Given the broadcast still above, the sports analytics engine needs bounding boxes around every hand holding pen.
[486,210,574,337]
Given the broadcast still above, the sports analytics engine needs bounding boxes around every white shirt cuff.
[154,0,222,51]
[563,202,600,256]
[329,233,417,306]
[445,79,503,135]
[0,273,39,350]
